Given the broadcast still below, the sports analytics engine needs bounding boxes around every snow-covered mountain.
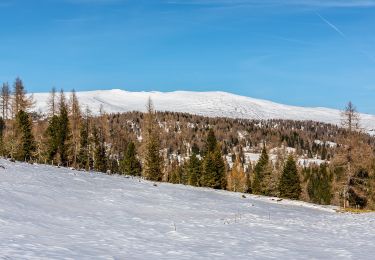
[1,158,375,259]
[32,89,375,133]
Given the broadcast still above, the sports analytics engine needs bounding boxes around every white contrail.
[315,12,346,38]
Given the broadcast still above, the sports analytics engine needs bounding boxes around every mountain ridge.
[31,89,375,133]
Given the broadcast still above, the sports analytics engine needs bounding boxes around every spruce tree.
[77,117,90,170]
[15,110,35,161]
[307,164,332,205]
[252,147,269,195]
[57,91,70,165]
[93,126,107,173]
[206,128,217,154]
[45,90,71,166]
[46,115,60,163]
[120,141,141,176]
[279,155,301,199]
[143,98,163,181]
[187,152,201,186]
[201,129,226,189]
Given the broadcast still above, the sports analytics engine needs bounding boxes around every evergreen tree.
[93,126,107,173]
[69,89,81,167]
[57,91,70,165]
[14,110,35,161]
[77,116,90,170]
[307,164,332,205]
[201,130,226,189]
[206,128,217,154]
[252,147,270,195]
[45,90,70,166]
[0,116,5,155]
[187,153,201,186]
[279,155,301,199]
[143,98,163,181]
[244,171,252,194]
[169,161,183,184]
[120,141,141,176]
[46,115,60,163]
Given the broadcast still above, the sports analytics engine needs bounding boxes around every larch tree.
[47,87,57,117]
[12,77,34,116]
[227,155,246,192]
[1,83,11,119]
[340,101,361,208]
[341,101,360,133]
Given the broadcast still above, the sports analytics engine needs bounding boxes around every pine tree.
[14,110,35,161]
[120,141,141,176]
[279,155,301,199]
[187,152,201,186]
[252,147,270,195]
[143,98,163,181]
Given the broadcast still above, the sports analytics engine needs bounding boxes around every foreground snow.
[32,89,375,134]
[0,159,374,259]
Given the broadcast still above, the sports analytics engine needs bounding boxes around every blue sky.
[0,0,375,113]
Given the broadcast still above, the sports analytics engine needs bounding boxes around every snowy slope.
[32,89,375,134]
[1,159,375,259]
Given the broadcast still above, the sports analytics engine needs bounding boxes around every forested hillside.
[1,78,375,209]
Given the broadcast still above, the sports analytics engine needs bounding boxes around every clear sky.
[0,0,374,113]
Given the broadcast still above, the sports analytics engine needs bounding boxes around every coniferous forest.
[1,78,375,210]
